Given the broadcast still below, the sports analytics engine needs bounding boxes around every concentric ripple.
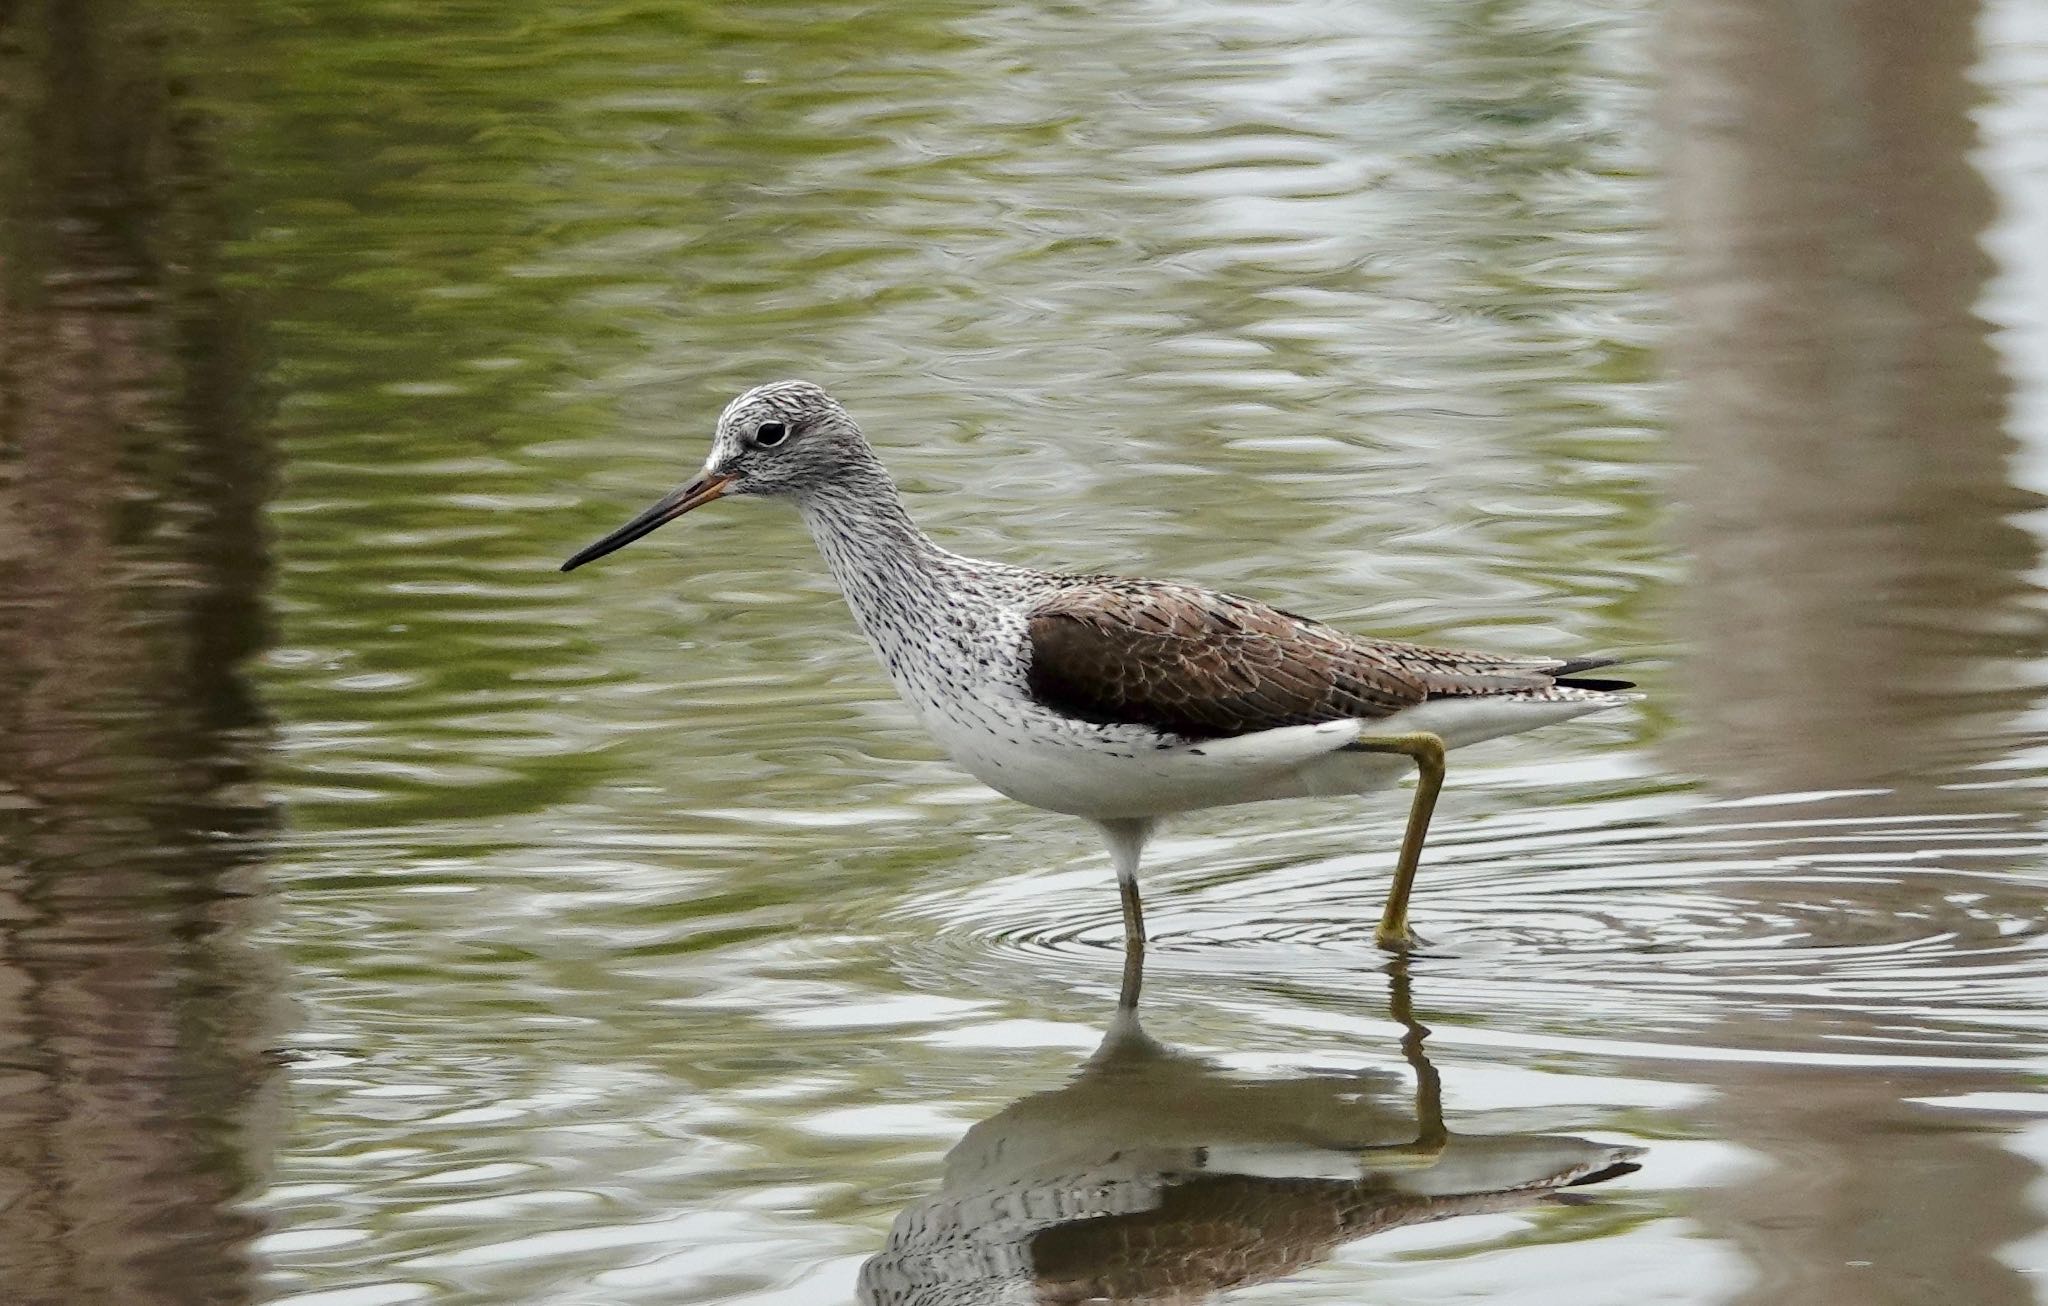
[882,789,2048,1066]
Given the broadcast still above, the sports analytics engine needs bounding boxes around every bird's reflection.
[859,953,1641,1304]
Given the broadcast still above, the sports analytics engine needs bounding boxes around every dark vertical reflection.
[1665,3,2040,1304]
[0,3,277,1304]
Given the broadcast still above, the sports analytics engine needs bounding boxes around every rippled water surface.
[6,0,2048,1302]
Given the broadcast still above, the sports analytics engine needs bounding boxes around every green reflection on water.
[50,0,2033,1303]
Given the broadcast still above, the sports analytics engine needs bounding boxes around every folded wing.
[1025,580,1625,741]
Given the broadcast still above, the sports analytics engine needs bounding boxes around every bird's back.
[1023,576,1630,743]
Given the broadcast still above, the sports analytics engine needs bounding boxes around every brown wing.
[1025,581,1620,740]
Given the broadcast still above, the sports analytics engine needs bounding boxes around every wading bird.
[562,382,1632,950]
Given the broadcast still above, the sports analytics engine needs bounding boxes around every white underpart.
[941,694,1618,820]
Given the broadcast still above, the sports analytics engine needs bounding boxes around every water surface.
[4,0,2048,1303]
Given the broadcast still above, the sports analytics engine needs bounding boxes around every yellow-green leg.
[1094,817,1155,1010]
[1116,886,1145,1012]
[1118,873,1145,1010]
[1348,731,1447,951]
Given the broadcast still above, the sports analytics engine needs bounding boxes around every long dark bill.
[559,472,734,572]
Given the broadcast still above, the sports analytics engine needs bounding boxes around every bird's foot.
[1375,923,1430,953]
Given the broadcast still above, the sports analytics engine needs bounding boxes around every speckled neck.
[795,458,981,673]
[796,457,938,567]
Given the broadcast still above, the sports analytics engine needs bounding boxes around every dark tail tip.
[1554,654,1632,692]
[1555,655,1618,676]
[1565,1160,1643,1187]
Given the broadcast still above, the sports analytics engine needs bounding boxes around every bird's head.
[560,380,867,571]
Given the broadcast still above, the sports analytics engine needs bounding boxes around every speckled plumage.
[1026,580,1629,740]
[563,380,1636,935]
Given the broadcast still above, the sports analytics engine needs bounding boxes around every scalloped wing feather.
[1025,580,1627,741]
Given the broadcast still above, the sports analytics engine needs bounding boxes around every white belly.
[920,693,1624,821]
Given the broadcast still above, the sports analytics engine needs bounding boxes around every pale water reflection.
[2,0,2048,1304]
[859,957,1641,1305]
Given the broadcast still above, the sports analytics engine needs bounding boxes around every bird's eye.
[755,421,789,447]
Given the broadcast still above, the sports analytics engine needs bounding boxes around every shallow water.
[5,0,2048,1302]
